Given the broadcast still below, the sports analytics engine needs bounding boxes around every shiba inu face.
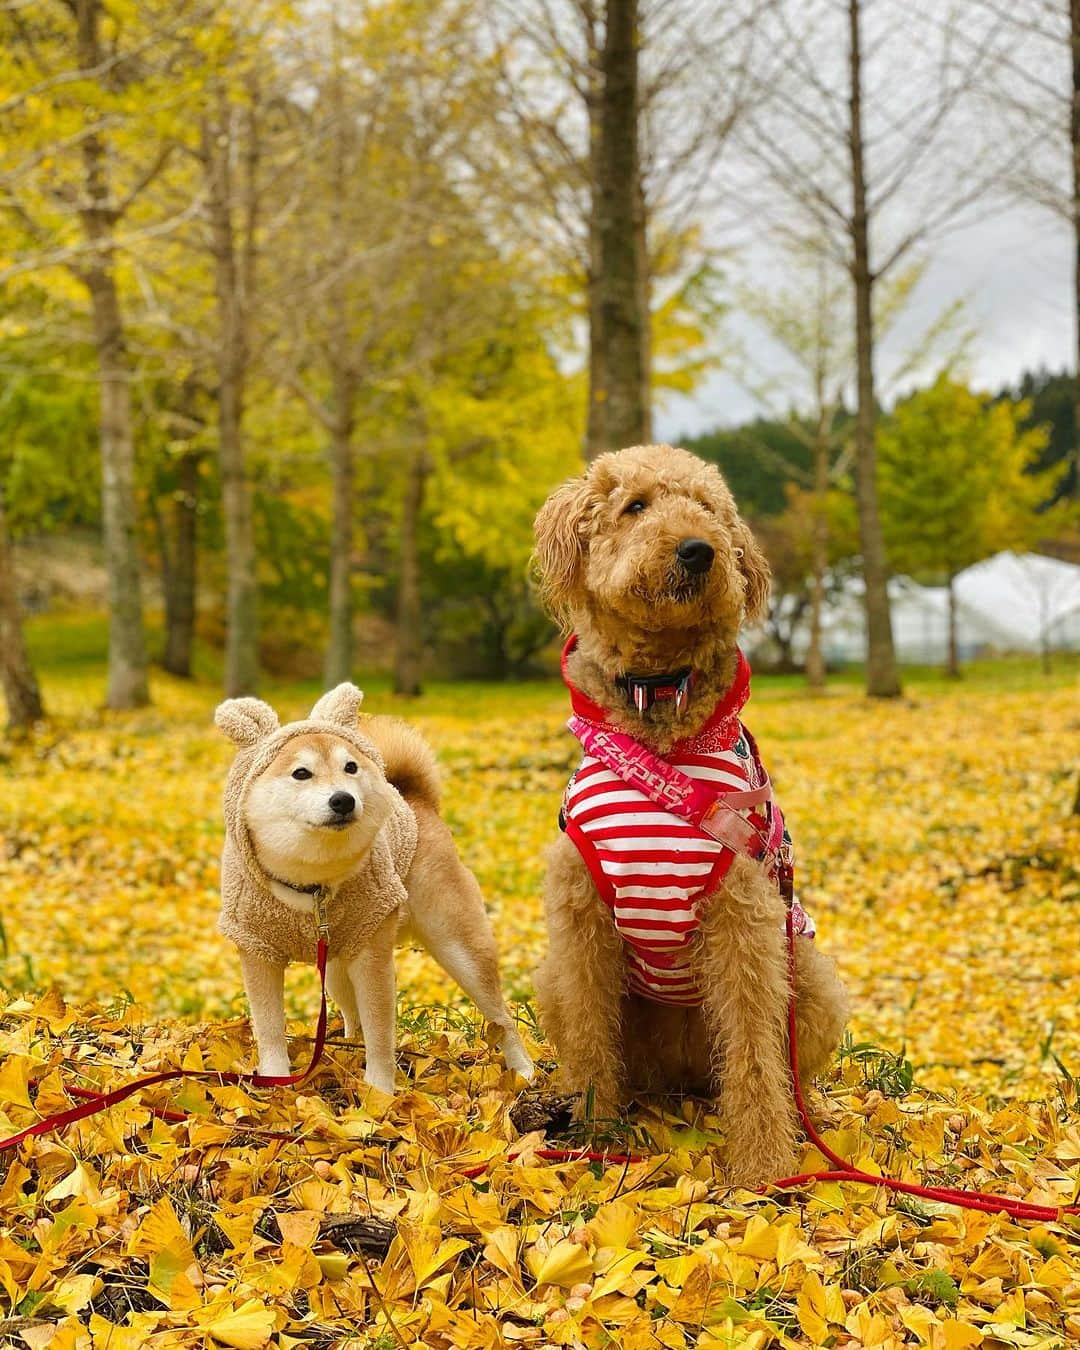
[244,732,394,885]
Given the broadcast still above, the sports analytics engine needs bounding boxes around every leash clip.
[312,886,331,943]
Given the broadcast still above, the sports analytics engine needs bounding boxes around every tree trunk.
[805,425,829,691]
[325,412,355,687]
[594,0,648,451]
[946,572,960,678]
[324,30,356,689]
[161,450,199,678]
[634,167,652,443]
[1071,0,1080,501]
[848,0,900,698]
[394,448,428,697]
[204,98,258,696]
[585,39,608,460]
[77,0,149,711]
[0,491,44,728]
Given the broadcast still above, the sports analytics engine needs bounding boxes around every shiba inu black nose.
[676,538,714,574]
[328,791,355,816]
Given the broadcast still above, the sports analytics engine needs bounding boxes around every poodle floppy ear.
[215,697,280,747]
[309,682,364,727]
[532,474,597,626]
[732,519,771,623]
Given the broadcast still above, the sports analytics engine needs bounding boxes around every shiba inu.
[215,682,533,1092]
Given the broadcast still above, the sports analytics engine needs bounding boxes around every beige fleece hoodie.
[215,685,417,967]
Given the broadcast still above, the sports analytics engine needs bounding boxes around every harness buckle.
[312,886,331,943]
[700,800,761,853]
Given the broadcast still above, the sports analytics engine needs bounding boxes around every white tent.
[953,552,1080,653]
[755,552,1080,667]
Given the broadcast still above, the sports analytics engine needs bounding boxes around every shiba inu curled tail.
[215,682,533,1092]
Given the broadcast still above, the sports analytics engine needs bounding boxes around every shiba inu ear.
[310,682,364,727]
[215,697,280,747]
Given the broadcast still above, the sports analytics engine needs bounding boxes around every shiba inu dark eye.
[344,761,358,774]
[623,499,647,516]
[291,767,313,781]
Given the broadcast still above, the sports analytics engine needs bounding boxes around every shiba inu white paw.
[502,1031,536,1081]
[363,1066,397,1095]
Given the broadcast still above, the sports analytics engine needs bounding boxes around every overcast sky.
[649,0,1075,442]
[656,203,1073,440]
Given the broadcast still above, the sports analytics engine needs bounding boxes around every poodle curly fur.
[532,444,849,1186]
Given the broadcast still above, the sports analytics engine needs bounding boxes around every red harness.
[560,639,805,1004]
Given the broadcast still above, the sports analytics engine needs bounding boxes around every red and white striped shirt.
[561,643,813,1006]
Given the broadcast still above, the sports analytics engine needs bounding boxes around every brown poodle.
[532,444,848,1186]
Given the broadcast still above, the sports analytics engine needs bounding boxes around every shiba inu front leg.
[348,916,399,1094]
[239,951,290,1078]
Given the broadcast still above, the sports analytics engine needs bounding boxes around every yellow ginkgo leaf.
[526,1239,594,1289]
[482,1225,523,1285]
[592,1249,648,1299]
[198,1297,278,1349]
[400,1223,471,1288]
[940,1321,985,1350]
[796,1271,832,1344]
[587,1200,641,1251]
[43,1159,100,1205]
[0,1055,33,1109]
[126,1196,196,1268]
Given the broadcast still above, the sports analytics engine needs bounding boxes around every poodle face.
[534,445,770,641]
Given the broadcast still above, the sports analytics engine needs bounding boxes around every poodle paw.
[570,1086,623,1126]
[724,1142,798,1192]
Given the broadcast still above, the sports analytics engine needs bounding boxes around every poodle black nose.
[328,790,355,816]
[676,538,715,574]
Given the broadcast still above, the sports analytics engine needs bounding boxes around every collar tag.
[616,667,695,714]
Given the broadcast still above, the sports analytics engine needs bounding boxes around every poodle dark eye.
[623,498,647,515]
[696,499,716,514]
[343,761,358,774]
[292,767,313,781]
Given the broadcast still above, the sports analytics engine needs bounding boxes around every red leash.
[772,909,1080,1221]
[0,936,329,1153]
[465,913,1080,1216]
[4,910,1077,1221]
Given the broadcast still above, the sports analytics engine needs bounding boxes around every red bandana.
[560,634,753,751]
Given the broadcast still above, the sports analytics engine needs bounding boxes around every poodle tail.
[363,716,441,812]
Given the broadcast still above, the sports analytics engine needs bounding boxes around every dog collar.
[264,871,330,898]
[615,667,696,714]
[561,634,752,729]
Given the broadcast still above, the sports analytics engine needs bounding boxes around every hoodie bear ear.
[214,697,280,747]
[309,682,364,727]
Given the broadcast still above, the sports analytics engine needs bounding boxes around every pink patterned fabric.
[560,640,815,1007]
